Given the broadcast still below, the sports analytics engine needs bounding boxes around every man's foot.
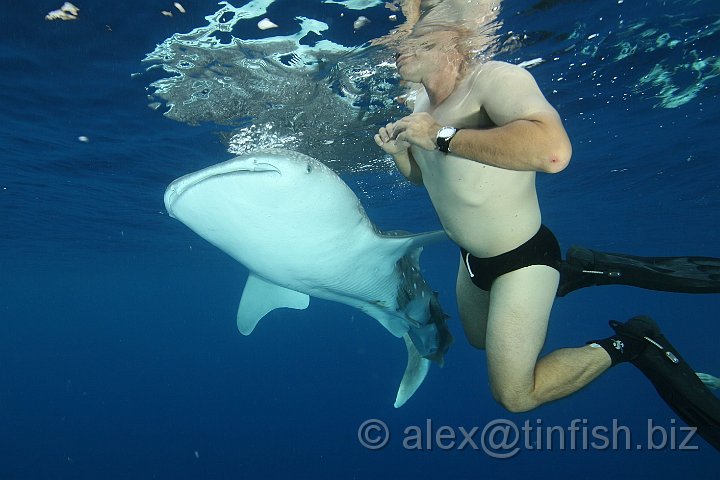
[589,315,658,366]
[610,315,662,343]
[557,246,600,296]
[613,316,720,451]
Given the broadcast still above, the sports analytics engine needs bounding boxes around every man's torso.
[411,62,542,257]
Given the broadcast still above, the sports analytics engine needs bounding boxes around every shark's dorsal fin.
[237,273,310,335]
[382,230,449,265]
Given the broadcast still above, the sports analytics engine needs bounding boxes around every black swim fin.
[558,246,720,297]
[611,316,720,451]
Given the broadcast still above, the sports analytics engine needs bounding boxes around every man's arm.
[448,110,571,173]
[390,149,424,185]
[391,63,572,174]
[374,125,424,185]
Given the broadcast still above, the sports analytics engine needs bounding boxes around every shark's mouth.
[164,162,281,217]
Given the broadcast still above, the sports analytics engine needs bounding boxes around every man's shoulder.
[462,61,525,101]
[474,60,533,79]
[471,61,541,100]
[478,60,514,69]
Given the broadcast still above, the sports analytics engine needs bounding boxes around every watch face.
[438,126,456,138]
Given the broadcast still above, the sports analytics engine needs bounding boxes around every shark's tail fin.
[382,229,453,407]
[395,334,431,408]
[385,230,453,366]
[405,292,453,364]
[427,293,453,365]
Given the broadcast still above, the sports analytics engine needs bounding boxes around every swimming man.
[373,25,648,412]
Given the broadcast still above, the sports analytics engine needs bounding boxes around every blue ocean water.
[1,0,718,478]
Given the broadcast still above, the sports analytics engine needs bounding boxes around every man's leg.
[485,265,612,412]
[456,258,490,349]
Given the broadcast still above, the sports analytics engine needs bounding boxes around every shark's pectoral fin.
[394,334,431,408]
[237,273,310,335]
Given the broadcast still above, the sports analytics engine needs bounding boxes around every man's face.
[394,29,460,81]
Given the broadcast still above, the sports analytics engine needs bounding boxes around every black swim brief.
[460,225,562,291]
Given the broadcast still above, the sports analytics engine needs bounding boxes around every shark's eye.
[305,163,313,174]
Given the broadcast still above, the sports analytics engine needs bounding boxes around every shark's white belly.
[170,164,401,308]
[164,150,451,408]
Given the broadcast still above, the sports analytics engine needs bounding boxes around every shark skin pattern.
[164,149,452,407]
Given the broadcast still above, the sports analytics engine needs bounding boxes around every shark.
[164,149,452,407]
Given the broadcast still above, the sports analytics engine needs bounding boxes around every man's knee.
[490,382,539,413]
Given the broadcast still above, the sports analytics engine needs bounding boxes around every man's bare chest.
[415,87,492,130]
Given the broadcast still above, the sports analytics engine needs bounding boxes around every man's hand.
[374,122,423,184]
[389,112,441,151]
[374,123,411,156]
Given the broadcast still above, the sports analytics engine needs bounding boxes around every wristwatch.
[436,126,459,153]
